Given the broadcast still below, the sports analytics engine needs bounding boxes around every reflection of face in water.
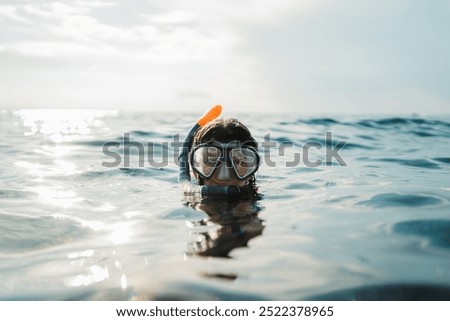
[185,196,264,258]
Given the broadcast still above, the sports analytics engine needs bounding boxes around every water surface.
[1,109,449,300]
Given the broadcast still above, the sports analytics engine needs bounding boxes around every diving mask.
[190,142,259,181]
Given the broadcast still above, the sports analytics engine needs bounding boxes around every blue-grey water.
[1,109,449,300]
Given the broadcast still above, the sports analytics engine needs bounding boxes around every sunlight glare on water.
[15,109,116,139]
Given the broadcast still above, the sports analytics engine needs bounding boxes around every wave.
[287,118,341,126]
[392,219,450,249]
[356,157,442,169]
[307,283,450,300]
[356,193,444,208]
[357,117,450,128]
[278,116,450,138]
[433,157,450,165]
[0,213,88,253]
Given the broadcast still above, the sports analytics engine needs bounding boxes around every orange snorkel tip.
[197,104,222,128]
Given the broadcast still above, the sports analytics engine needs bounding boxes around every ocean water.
[0,109,449,300]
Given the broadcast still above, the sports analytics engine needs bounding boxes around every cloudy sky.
[0,0,449,114]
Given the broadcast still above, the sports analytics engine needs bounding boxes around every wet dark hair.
[192,118,259,194]
[193,118,257,148]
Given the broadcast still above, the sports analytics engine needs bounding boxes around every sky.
[0,0,449,114]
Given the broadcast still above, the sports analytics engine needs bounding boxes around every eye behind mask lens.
[229,148,259,179]
[191,146,221,178]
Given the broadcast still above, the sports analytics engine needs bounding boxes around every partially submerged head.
[190,117,259,190]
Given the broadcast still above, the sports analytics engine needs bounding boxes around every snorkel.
[178,105,241,197]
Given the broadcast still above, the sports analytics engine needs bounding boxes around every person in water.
[179,105,260,197]
[180,107,264,261]
[191,117,259,192]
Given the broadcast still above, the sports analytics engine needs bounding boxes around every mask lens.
[230,147,259,179]
[192,146,222,178]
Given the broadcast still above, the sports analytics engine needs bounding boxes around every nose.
[216,163,232,180]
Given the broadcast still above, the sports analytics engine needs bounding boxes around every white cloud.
[0,5,32,23]
[146,10,200,25]
[0,0,448,113]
